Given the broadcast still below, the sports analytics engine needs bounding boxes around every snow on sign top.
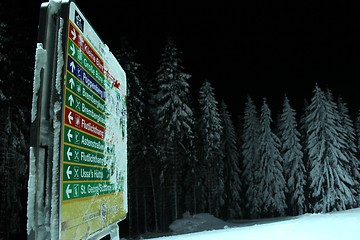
[61,1,127,239]
[27,0,127,239]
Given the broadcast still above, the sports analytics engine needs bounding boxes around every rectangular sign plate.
[60,2,127,239]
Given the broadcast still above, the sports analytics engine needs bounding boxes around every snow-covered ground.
[141,207,360,240]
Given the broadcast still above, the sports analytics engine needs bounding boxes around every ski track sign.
[27,1,127,239]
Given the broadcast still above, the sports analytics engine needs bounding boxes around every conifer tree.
[197,79,224,217]
[336,96,360,208]
[354,109,360,205]
[355,109,360,158]
[241,95,261,218]
[153,37,194,226]
[305,84,358,212]
[258,97,287,217]
[0,5,10,93]
[115,38,156,233]
[278,95,306,215]
[220,100,242,219]
[0,3,31,237]
[298,98,312,211]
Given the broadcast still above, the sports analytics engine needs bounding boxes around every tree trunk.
[149,164,158,232]
[174,175,178,220]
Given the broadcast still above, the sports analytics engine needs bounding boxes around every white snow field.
[145,207,360,240]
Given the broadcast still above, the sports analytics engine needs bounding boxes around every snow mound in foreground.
[169,212,229,234]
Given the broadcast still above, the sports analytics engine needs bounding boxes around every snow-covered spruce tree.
[0,7,10,86]
[0,6,10,89]
[0,6,30,238]
[0,106,28,238]
[257,97,287,217]
[220,101,242,219]
[0,0,32,107]
[197,79,224,217]
[355,109,360,159]
[115,38,159,234]
[305,84,358,213]
[235,114,246,213]
[298,98,312,211]
[241,95,261,218]
[153,37,195,227]
[335,96,360,208]
[191,104,207,213]
[181,98,199,216]
[354,109,360,204]
[278,95,306,215]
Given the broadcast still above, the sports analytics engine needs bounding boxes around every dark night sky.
[30,0,360,117]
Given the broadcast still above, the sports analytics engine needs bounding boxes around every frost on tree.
[278,95,306,215]
[153,37,194,225]
[197,80,224,217]
[241,95,261,218]
[257,97,287,217]
[305,84,358,213]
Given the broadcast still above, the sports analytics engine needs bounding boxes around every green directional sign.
[63,163,113,181]
[63,144,105,166]
[63,181,124,201]
[65,89,106,126]
[65,72,106,112]
[64,125,105,152]
[67,37,110,88]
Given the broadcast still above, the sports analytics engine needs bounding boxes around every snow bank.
[151,208,360,240]
[169,212,229,234]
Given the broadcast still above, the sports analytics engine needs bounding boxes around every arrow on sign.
[66,184,72,199]
[67,147,72,160]
[67,129,73,142]
[69,78,75,89]
[68,94,74,107]
[70,43,75,56]
[71,28,76,40]
[66,166,73,179]
[68,111,73,124]
[69,61,75,73]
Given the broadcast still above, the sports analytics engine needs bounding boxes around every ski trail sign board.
[28,1,127,239]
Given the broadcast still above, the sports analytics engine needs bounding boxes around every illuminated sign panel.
[28,1,127,239]
[60,2,127,239]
